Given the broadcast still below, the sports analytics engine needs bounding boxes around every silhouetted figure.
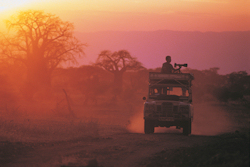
[161,56,178,73]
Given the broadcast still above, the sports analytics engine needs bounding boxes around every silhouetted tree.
[0,10,85,97]
[95,50,143,93]
[227,71,250,99]
[213,71,250,102]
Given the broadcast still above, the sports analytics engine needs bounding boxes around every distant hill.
[74,30,250,74]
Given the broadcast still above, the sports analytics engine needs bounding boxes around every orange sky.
[0,0,249,32]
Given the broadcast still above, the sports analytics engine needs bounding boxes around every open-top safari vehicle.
[143,64,194,135]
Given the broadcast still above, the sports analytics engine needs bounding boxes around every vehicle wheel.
[183,119,191,135]
[144,119,154,134]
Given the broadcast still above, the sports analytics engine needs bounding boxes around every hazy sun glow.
[0,0,249,32]
[0,0,34,12]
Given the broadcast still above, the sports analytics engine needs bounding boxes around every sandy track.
[1,103,237,167]
[4,132,211,167]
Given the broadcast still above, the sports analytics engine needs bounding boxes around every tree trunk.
[24,58,52,99]
[113,71,124,95]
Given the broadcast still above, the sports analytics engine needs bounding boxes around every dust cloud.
[127,107,144,133]
[126,102,234,136]
[192,103,234,135]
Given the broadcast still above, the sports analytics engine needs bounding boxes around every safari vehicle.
[143,64,194,135]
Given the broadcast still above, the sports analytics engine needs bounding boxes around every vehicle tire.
[183,119,191,135]
[144,119,154,134]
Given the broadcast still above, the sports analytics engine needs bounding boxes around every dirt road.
[2,130,213,167]
[0,103,238,167]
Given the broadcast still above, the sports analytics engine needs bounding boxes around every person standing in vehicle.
[161,55,178,94]
[161,55,178,73]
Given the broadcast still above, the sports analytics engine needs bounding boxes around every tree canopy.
[0,10,85,96]
[95,50,143,74]
[95,50,144,93]
[0,10,85,69]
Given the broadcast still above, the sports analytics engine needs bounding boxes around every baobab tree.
[95,50,144,93]
[0,10,85,95]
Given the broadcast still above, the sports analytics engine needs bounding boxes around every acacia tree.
[95,50,143,93]
[0,10,85,93]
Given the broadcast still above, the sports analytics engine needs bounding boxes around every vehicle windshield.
[149,86,189,98]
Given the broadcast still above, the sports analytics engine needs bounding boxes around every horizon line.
[74,29,250,34]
